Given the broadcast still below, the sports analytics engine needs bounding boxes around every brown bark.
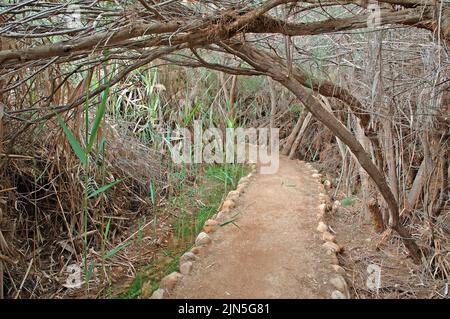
[229,75,238,109]
[281,77,420,262]
[368,198,385,233]
[0,5,436,68]
[282,109,307,155]
[268,78,277,130]
[0,21,181,66]
[407,159,427,211]
[291,71,370,128]
[288,112,312,159]
[382,120,399,201]
[356,118,376,222]
[249,9,434,37]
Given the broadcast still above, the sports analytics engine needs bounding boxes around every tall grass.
[56,64,259,297]
[122,163,249,298]
[57,69,127,288]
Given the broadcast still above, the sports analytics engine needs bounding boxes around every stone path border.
[150,164,257,299]
[302,160,351,299]
[150,159,351,299]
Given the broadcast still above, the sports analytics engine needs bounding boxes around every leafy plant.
[56,73,123,287]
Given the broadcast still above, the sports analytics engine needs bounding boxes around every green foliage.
[173,163,248,244]
[87,84,110,153]
[108,67,163,144]
[289,103,302,117]
[57,114,88,166]
[205,164,247,190]
[149,179,156,207]
[122,163,249,298]
[103,241,132,260]
[87,179,123,199]
[124,272,146,299]
[57,77,125,288]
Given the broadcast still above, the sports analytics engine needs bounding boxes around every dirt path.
[171,156,333,298]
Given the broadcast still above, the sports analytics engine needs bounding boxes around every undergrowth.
[121,163,249,299]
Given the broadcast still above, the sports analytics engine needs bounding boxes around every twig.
[14,258,33,299]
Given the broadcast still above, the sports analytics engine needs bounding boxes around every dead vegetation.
[326,199,449,298]
[0,0,449,298]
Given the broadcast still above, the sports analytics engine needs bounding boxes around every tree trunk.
[356,118,381,226]
[231,43,422,262]
[288,112,312,159]
[229,75,237,109]
[381,120,399,201]
[368,197,385,233]
[407,159,427,211]
[282,108,307,155]
[268,77,277,128]
[281,77,420,262]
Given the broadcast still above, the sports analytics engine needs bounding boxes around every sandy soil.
[170,156,334,298]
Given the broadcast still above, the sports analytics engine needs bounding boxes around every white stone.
[238,181,249,188]
[332,265,346,276]
[179,261,193,275]
[215,211,227,222]
[322,241,342,253]
[180,251,198,264]
[203,219,220,233]
[190,246,202,255]
[239,177,249,184]
[236,185,246,193]
[329,253,339,265]
[331,200,341,213]
[317,221,328,233]
[150,288,167,299]
[322,231,336,242]
[317,211,325,221]
[227,190,240,200]
[330,275,348,293]
[221,199,235,210]
[331,290,347,299]
[160,272,182,290]
[318,203,327,213]
[195,232,212,246]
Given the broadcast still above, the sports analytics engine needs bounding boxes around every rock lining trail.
[169,156,337,299]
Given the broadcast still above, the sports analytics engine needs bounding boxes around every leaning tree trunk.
[282,108,307,155]
[288,112,312,159]
[280,76,421,263]
[374,31,399,225]
[231,43,422,263]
